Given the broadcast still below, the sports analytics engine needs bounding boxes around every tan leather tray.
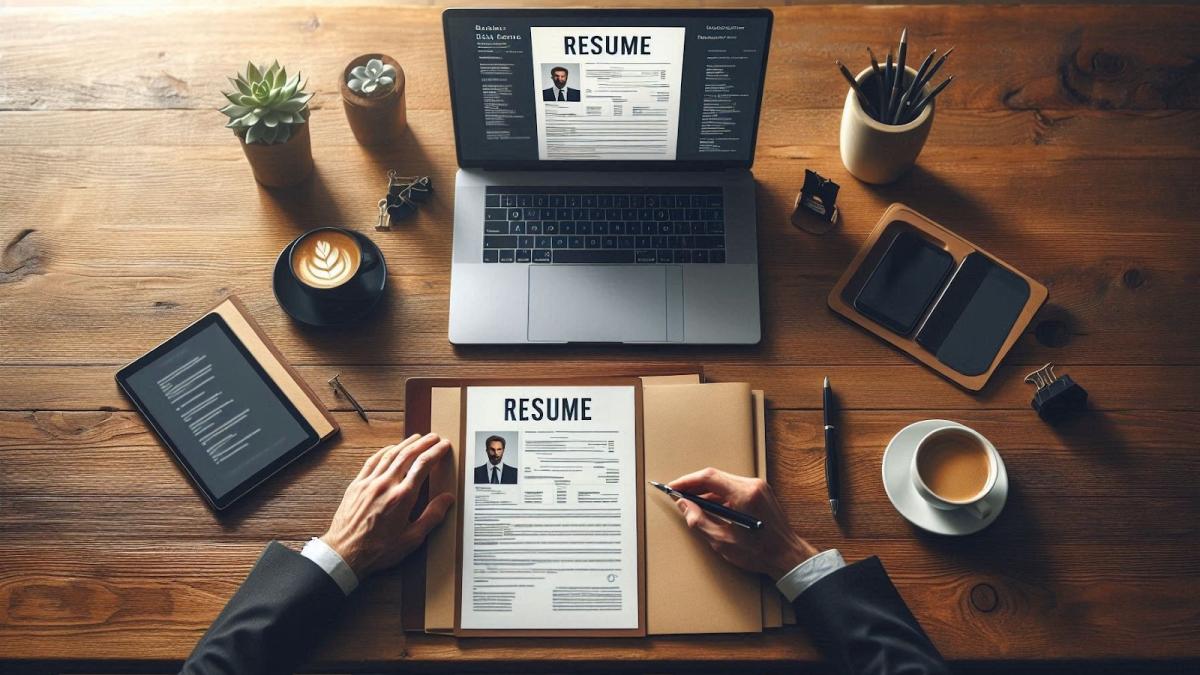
[828,203,1048,391]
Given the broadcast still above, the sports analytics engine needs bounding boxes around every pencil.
[867,47,885,121]
[914,46,954,99]
[889,27,908,122]
[907,75,953,122]
[900,48,937,121]
[836,60,878,118]
[884,50,894,119]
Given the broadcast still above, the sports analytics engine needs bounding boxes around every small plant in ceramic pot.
[220,61,315,187]
[341,53,407,146]
[347,58,398,97]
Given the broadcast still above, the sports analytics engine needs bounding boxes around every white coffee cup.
[910,424,999,519]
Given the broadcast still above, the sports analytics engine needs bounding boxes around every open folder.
[400,374,790,636]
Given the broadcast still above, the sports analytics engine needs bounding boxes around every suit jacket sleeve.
[181,541,348,675]
[793,556,950,675]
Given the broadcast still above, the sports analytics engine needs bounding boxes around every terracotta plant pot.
[240,121,314,188]
[341,53,407,146]
[839,65,934,185]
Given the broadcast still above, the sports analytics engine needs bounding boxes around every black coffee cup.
[275,227,387,326]
[289,227,382,298]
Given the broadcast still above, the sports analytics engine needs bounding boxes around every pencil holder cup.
[840,66,934,185]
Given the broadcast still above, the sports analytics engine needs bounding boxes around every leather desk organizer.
[828,203,1048,391]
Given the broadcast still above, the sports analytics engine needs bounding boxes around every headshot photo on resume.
[474,431,519,485]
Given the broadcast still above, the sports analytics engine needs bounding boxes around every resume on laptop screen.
[444,10,772,167]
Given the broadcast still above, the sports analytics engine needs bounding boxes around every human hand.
[321,433,455,579]
[669,467,819,581]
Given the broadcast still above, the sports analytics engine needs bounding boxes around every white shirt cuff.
[775,549,846,602]
[300,537,359,596]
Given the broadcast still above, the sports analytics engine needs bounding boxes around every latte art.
[291,230,362,289]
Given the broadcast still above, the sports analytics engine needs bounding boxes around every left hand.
[321,433,455,578]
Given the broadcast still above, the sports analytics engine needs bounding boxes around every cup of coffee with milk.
[911,424,1000,519]
[289,227,382,300]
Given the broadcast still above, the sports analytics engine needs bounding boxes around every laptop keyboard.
[482,187,726,264]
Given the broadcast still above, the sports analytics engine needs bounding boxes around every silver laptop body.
[444,9,773,344]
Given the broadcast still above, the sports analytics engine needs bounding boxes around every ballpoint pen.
[824,377,840,517]
[649,481,764,529]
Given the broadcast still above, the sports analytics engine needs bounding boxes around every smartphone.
[853,230,955,335]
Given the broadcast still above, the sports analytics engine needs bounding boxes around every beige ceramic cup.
[839,66,934,184]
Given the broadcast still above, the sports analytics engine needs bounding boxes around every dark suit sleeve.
[793,556,950,675]
[503,465,518,484]
[542,87,553,101]
[181,541,348,675]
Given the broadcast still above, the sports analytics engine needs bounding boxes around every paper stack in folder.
[400,373,793,636]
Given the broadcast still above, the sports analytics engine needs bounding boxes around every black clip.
[1024,363,1088,424]
[377,171,434,229]
[791,170,840,234]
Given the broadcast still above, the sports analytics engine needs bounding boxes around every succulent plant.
[220,61,313,145]
[347,58,397,96]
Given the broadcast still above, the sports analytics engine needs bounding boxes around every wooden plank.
[2,262,1196,366]
[1,411,1196,545]
[1,5,1197,112]
[1,540,1196,662]
[2,364,1196,413]
[2,109,1199,159]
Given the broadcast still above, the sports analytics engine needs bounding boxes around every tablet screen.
[118,314,317,506]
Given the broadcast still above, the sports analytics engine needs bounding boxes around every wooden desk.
[2,2,1198,671]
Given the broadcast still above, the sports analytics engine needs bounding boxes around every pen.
[649,481,764,529]
[328,373,369,422]
[824,377,839,517]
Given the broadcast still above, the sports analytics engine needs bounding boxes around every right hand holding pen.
[669,467,819,582]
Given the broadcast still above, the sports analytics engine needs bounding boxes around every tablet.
[116,298,338,510]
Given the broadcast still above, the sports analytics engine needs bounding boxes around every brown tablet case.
[828,203,1048,391]
[211,296,337,439]
[401,373,779,636]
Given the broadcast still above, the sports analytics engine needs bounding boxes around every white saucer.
[881,419,1008,536]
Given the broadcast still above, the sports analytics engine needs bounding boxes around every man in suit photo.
[473,433,518,484]
[182,433,948,674]
[542,66,580,102]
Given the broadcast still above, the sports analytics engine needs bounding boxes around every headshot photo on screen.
[474,431,519,485]
[541,63,581,103]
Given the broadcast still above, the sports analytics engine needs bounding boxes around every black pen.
[824,377,839,517]
[650,481,764,529]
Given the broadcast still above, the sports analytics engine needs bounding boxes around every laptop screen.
[444,9,773,170]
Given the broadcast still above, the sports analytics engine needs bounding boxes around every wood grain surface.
[2,1,1199,671]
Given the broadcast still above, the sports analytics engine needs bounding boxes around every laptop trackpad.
[528,266,667,342]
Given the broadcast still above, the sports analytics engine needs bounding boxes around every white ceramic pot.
[839,65,934,185]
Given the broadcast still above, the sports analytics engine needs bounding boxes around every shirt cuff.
[300,537,359,596]
[775,549,846,602]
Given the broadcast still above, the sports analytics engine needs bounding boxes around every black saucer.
[272,230,387,327]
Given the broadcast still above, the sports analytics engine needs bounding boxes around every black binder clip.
[1024,363,1088,424]
[376,170,434,230]
[791,170,840,235]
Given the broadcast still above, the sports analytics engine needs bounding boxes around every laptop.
[444,8,773,344]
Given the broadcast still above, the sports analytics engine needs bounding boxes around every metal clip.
[374,198,391,231]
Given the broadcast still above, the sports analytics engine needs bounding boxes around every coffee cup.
[288,227,382,303]
[910,424,999,519]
